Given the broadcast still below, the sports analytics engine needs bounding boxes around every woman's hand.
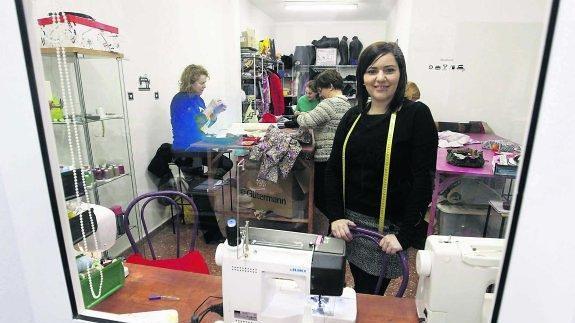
[379,234,403,254]
[331,219,356,242]
[206,99,226,116]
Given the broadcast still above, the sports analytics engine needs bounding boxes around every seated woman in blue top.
[171,64,226,152]
[170,64,230,244]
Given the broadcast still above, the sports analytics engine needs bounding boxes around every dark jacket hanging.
[349,36,363,65]
[338,36,349,65]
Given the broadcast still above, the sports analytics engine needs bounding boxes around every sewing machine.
[415,235,504,323]
[215,221,356,323]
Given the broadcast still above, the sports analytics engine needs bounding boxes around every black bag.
[312,36,340,49]
[446,148,485,168]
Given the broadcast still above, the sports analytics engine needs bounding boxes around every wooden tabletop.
[94,263,419,322]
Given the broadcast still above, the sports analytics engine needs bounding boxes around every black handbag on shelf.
[446,148,485,168]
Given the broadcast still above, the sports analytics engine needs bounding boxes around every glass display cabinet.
[41,47,140,256]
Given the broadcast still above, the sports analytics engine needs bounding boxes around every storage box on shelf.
[41,47,140,256]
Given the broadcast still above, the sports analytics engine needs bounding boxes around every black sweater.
[324,100,438,248]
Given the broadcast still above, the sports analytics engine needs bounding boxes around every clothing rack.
[241,52,285,118]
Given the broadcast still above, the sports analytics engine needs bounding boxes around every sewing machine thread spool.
[226,218,238,246]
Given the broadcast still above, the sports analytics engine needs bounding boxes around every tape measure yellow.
[342,111,397,233]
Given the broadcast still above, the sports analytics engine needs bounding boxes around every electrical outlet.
[128,92,134,100]
[154,92,159,99]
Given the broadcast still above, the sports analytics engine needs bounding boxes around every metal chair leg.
[483,205,492,237]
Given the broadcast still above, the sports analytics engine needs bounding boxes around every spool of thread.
[83,171,94,186]
[226,218,238,246]
[92,168,103,180]
[104,168,113,179]
[118,164,125,174]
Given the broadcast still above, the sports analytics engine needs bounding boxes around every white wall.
[498,0,575,321]
[385,0,413,57]
[390,0,550,144]
[239,0,275,40]
[31,0,242,252]
[274,20,387,56]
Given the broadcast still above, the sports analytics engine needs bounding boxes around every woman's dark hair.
[306,80,317,92]
[356,42,407,112]
[315,69,344,90]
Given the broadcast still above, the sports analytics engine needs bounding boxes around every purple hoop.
[349,227,409,297]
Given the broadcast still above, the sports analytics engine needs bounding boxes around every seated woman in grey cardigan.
[297,69,351,216]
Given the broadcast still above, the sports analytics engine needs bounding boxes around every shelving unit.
[41,47,140,256]
[241,51,284,119]
[292,64,358,102]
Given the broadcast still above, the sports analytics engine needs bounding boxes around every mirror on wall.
[27,0,551,321]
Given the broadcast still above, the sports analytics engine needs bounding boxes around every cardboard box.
[240,28,257,49]
[238,163,306,219]
[315,48,338,66]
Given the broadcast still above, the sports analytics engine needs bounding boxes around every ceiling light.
[284,1,359,11]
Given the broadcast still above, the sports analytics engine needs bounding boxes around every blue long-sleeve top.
[170,92,214,151]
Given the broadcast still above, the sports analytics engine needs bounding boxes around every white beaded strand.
[54,11,103,299]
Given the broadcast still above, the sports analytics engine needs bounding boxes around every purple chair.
[123,191,209,274]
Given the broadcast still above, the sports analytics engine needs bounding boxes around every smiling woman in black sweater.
[324,42,438,295]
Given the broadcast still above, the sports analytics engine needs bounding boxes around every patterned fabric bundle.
[249,126,302,184]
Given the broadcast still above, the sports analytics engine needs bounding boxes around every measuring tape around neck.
[342,111,397,233]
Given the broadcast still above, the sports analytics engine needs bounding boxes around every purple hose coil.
[349,227,409,297]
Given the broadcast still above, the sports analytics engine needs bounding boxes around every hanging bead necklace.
[52,11,103,299]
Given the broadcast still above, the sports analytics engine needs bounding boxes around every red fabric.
[261,113,277,123]
[126,251,209,274]
[268,72,285,116]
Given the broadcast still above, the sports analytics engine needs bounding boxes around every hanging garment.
[281,54,293,69]
[349,36,363,65]
[268,70,285,116]
[261,70,271,115]
[249,126,302,184]
[339,36,349,65]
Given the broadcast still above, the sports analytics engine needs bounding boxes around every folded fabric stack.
[482,140,521,152]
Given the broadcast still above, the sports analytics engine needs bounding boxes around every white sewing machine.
[415,235,504,323]
[215,220,356,323]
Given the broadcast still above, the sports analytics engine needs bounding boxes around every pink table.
[428,133,503,235]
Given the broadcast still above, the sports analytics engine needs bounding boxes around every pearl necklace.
[52,11,103,299]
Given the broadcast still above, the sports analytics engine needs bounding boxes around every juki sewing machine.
[415,235,504,323]
[215,220,356,323]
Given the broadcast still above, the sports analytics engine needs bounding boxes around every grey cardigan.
[296,95,351,162]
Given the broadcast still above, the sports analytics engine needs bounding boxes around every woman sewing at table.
[324,42,438,295]
[170,64,231,244]
[296,69,351,216]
